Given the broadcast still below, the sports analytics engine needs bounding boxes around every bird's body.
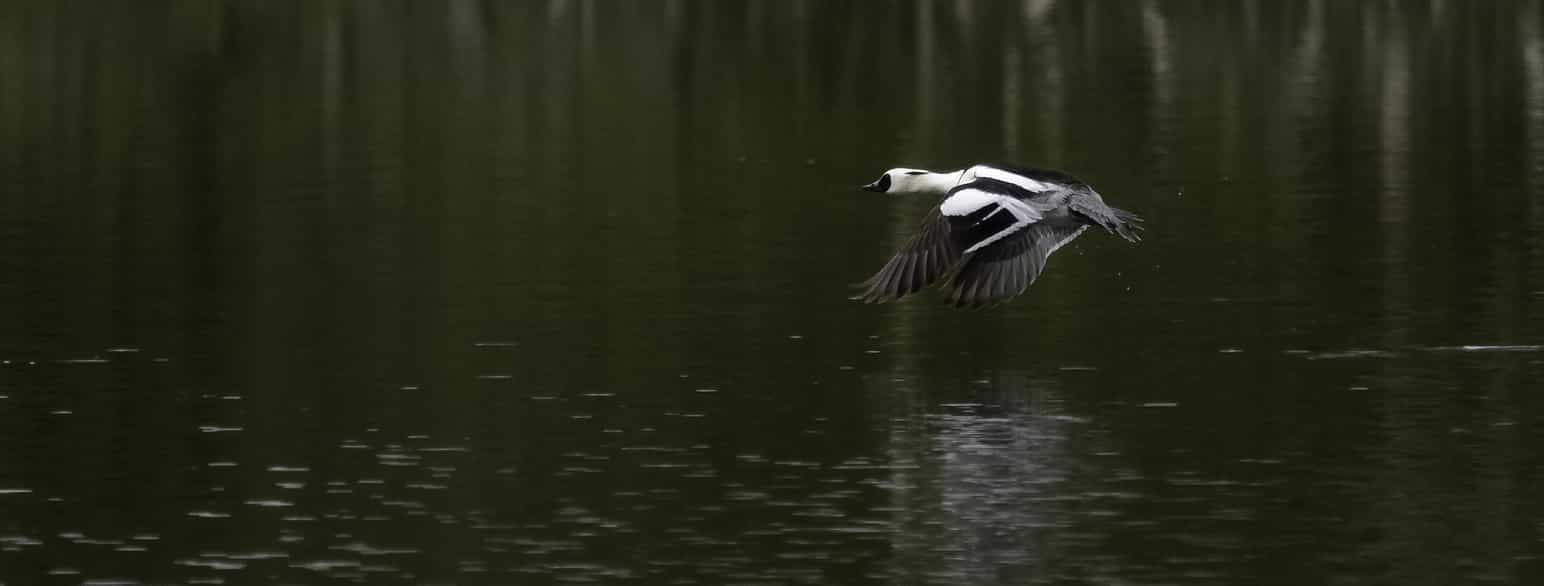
[855,164,1142,308]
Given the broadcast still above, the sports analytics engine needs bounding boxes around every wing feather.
[939,221,1088,308]
[852,209,962,303]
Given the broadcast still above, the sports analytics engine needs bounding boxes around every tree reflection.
[0,1,1541,583]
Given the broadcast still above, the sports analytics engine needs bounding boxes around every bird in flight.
[854,164,1143,308]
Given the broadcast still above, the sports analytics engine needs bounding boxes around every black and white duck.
[855,164,1143,308]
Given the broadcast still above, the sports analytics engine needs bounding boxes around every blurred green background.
[2,1,1542,584]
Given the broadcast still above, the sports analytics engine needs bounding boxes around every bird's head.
[860,168,962,196]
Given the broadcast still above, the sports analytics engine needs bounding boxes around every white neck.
[919,170,965,194]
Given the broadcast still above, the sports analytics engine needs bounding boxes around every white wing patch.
[938,188,999,216]
[962,165,1056,193]
[939,188,1044,255]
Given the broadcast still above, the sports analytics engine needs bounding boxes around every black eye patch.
[904,171,927,175]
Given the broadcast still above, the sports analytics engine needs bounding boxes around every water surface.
[2,1,1543,584]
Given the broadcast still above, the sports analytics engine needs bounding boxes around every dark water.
[3,1,1544,584]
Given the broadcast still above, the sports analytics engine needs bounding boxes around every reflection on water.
[874,372,1125,584]
[3,1,1544,584]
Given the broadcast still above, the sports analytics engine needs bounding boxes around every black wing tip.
[853,282,1016,308]
[939,275,1018,309]
[847,283,882,303]
[848,290,892,304]
[849,281,914,304]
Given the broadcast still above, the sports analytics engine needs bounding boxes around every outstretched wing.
[852,209,962,303]
[854,179,1046,303]
[940,221,1089,308]
[939,187,1142,307]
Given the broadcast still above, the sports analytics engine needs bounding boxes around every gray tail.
[1111,208,1144,243]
